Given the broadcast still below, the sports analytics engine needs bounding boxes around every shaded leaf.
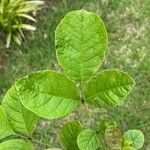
[60,120,83,150]
[56,9,108,83]
[105,125,123,149]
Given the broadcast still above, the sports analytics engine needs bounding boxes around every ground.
[0,0,150,149]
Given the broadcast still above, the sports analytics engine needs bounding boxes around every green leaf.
[60,120,83,150]
[0,105,14,140]
[17,14,37,22]
[0,139,34,150]
[2,85,39,136]
[13,24,37,31]
[123,146,136,150]
[84,69,135,107]
[124,130,144,149]
[99,119,116,137]
[16,70,80,119]
[104,125,123,149]
[77,129,100,150]
[56,9,108,83]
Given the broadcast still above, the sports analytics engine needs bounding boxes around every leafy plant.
[0,10,144,149]
[0,0,44,48]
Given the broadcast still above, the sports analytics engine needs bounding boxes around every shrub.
[0,10,144,149]
[0,0,44,48]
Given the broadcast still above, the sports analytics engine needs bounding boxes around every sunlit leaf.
[56,9,108,83]
[84,69,135,107]
[124,130,144,149]
[77,129,100,150]
[16,70,80,119]
[0,105,14,140]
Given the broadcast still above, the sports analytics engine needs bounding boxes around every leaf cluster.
[0,10,144,149]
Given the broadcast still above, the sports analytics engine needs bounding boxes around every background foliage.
[0,0,149,149]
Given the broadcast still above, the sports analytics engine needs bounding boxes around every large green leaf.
[77,129,100,150]
[0,139,34,150]
[60,120,83,150]
[124,130,144,149]
[56,9,108,83]
[84,70,135,107]
[0,105,14,140]
[2,85,39,136]
[16,70,80,119]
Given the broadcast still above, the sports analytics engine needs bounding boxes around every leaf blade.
[84,69,135,107]
[16,70,80,119]
[0,105,14,140]
[56,9,108,83]
[2,85,39,136]
[124,130,144,149]
[0,139,34,150]
[77,129,100,150]
[60,120,83,150]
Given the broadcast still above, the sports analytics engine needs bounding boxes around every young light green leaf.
[77,129,100,150]
[124,130,144,149]
[60,120,83,150]
[56,9,108,83]
[2,85,39,136]
[0,139,34,150]
[84,69,135,107]
[16,70,80,119]
[0,105,14,140]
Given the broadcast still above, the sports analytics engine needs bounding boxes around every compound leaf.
[77,129,100,150]
[124,130,144,149]
[84,69,135,107]
[56,9,108,83]
[0,105,14,140]
[2,85,39,136]
[0,139,34,150]
[16,70,80,119]
[60,120,83,150]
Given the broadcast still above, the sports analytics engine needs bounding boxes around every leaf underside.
[0,139,34,150]
[60,120,83,150]
[124,130,144,149]
[56,9,108,83]
[84,70,135,107]
[16,70,80,119]
[77,129,100,150]
[2,85,39,136]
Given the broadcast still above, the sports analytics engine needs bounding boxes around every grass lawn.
[0,0,150,149]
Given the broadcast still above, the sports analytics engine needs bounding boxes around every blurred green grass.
[0,0,150,149]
